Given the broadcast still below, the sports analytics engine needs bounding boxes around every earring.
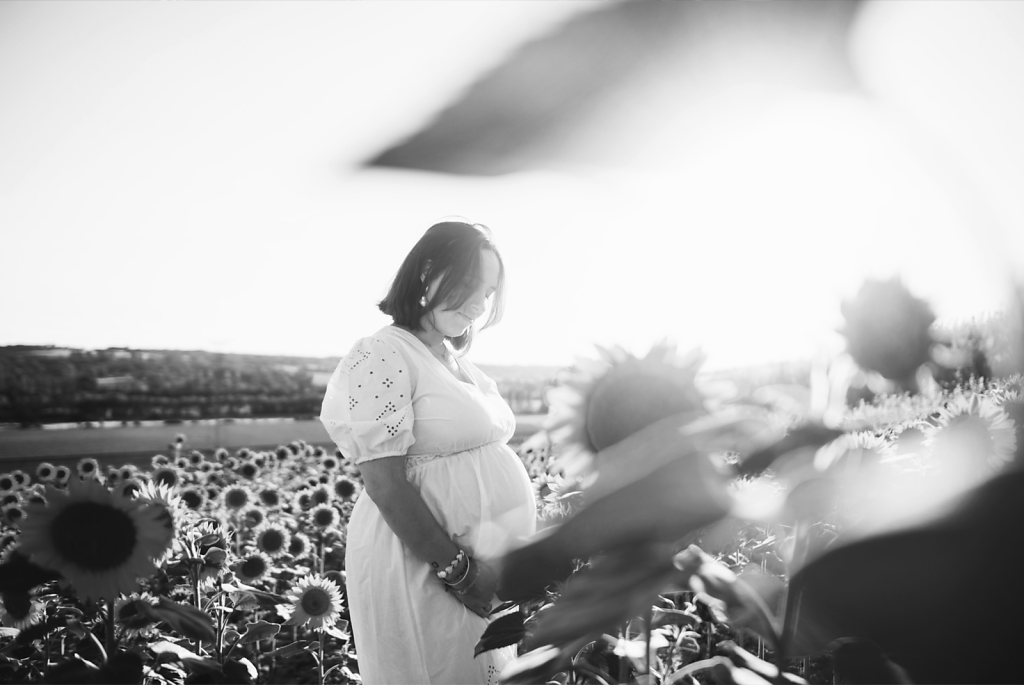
[419,293,428,307]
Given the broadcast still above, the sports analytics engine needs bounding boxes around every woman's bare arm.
[357,455,496,616]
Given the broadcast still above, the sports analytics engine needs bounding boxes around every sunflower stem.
[104,598,115,661]
[317,628,325,685]
[193,567,203,655]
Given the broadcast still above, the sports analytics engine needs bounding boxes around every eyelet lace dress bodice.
[320,325,536,684]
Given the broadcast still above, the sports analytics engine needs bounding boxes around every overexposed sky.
[2,1,1022,370]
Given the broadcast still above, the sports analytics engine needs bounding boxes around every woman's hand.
[452,559,497,619]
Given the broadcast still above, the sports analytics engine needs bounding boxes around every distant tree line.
[0,346,553,426]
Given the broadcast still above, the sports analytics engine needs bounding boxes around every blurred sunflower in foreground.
[925,394,1017,474]
[544,341,707,478]
[19,478,174,602]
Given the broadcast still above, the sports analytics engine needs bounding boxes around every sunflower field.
[1,277,1023,684]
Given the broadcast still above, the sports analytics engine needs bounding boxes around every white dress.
[320,325,537,685]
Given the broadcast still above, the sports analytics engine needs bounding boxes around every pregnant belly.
[409,443,537,559]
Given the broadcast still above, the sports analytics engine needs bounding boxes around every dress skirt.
[344,442,536,685]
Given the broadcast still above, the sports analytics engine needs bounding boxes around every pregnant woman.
[320,220,536,684]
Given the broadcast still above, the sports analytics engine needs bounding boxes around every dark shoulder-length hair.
[378,221,506,354]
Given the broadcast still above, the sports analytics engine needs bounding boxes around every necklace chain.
[430,340,453,364]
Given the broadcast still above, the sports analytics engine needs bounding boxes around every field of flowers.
[1,277,1023,684]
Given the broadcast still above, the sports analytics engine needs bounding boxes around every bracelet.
[454,560,481,595]
[436,549,466,581]
[445,557,473,587]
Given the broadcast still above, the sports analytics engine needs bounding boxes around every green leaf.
[526,546,683,650]
[737,422,844,476]
[650,607,699,629]
[474,612,525,657]
[146,597,216,643]
[237,620,280,645]
[500,645,571,685]
[150,640,222,675]
[223,657,257,684]
[267,640,315,659]
[783,469,1024,684]
[323,621,349,640]
[499,438,735,601]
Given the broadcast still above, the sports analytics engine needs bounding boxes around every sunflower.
[116,479,143,499]
[925,394,1017,473]
[173,456,191,470]
[322,454,340,471]
[148,467,178,490]
[179,485,207,512]
[258,488,281,508]
[234,551,271,583]
[77,458,100,480]
[198,461,214,474]
[236,448,252,461]
[333,477,358,501]
[184,520,232,584]
[293,491,314,512]
[0,473,16,494]
[187,450,204,467]
[106,468,122,487]
[222,486,250,511]
[1,591,44,630]
[11,471,29,489]
[113,593,159,638]
[544,341,707,478]
[288,532,311,560]
[255,523,290,559]
[225,457,241,472]
[309,504,337,530]
[18,477,174,602]
[839,276,936,385]
[53,466,71,484]
[214,448,229,462]
[2,504,25,527]
[310,486,332,506]
[285,575,343,631]
[152,454,170,469]
[119,465,136,482]
[238,461,260,480]
[205,484,222,503]
[242,506,265,529]
[35,463,56,483]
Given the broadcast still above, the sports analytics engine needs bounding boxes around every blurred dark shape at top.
[365,0,862,176]
[839,276,936,389]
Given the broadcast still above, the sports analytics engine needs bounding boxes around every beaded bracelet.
[445,557,473,587]
[454,560,481,595]
[436,548,466,581]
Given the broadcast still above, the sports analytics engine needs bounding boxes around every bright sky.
[2,1,1022,370]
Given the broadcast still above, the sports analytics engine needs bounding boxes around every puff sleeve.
[319,335,416,465]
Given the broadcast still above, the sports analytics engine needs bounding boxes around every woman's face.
[421,248,500,338]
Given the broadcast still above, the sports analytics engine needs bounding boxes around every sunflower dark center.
[225,490,248,509]
[181,490,203,510]
[288,536,306,555]
[335,479,356,499]
[260,491,280,506]
[260,530,285,552]
[314,509,334,527]
[300,587,331,617]
[51,502,137,571]
[155,469,178,488]
[313,490,330,505]
[240,556,266,578]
